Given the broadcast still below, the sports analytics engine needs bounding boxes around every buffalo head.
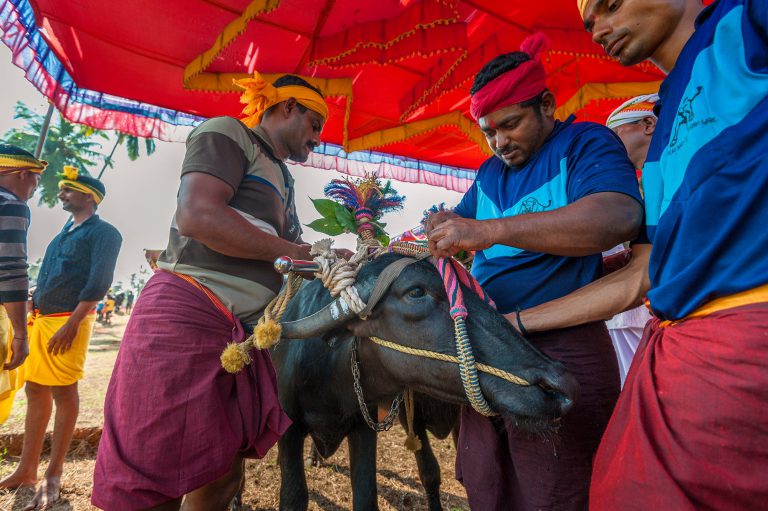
[280,253,579,426]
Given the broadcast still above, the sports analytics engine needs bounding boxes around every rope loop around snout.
[367,336,531,387]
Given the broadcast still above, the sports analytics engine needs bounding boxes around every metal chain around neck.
[351,337,403,432]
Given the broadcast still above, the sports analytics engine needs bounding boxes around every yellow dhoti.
[0,305,25,424]
[25,311,96,386]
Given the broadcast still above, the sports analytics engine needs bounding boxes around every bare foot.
[23,476,61,510]
[0,469,37,490]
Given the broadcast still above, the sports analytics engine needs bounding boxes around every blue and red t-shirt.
[455,116,641,313]
[641,0,768,320]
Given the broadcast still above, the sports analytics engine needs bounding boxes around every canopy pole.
[34,103,55,159]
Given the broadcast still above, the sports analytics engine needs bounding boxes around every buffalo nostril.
[559,395,574,415]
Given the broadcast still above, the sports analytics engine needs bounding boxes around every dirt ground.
[0,314,470,510]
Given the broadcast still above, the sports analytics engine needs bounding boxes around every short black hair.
[471,52,531,95]
[273,74,324,98]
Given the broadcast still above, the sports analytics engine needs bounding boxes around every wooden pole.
[34,103,55,159]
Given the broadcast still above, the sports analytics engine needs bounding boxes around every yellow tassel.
[255,320,282,350]
[221,342,251,374]
[404,434,422,452]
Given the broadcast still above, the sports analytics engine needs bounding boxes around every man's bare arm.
[3,301,28,370]
[512,243,652,333]
[175,173,310,262]
[429,192,642,258]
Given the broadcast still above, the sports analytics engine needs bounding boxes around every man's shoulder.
[0,192,29,217]
[89,217,122,241]
[562,120,615,140]
[477,155,504,175]
[187,116,262,162]
[559,120,624,155]
[191,116,248,136]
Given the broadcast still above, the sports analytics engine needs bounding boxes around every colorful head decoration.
[605,93,659,130]
[0,144,48,175]
[469,33,549,121]
[233,71,329,128]
[58,165,106,204]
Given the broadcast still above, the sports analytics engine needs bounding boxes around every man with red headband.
[426,34,643,509]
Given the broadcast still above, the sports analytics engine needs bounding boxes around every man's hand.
[428,217,493,259]
[47,319,80,356]
[424,210,459,236]
[292,243,313,261]
[4,336,29,370]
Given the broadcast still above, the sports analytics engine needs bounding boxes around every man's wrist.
[480,219,499,248]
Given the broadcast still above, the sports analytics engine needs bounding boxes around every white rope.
[310,239,371,314]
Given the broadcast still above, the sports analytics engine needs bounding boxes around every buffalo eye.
[406,286,426,299]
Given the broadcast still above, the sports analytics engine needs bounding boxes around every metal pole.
[34,103,55,159]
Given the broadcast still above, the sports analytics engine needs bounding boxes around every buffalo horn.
[280,295,358,339]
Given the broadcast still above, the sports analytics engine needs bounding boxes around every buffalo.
[270,252,579,510]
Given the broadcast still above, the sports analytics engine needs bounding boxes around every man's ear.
[540,90,557,117]
[642,116,657,136]
[282,97,298,118]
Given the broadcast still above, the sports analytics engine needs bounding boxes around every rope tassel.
[403,389,422,452]
[220,273,302,374]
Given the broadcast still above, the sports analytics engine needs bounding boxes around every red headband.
[470,33,548,121]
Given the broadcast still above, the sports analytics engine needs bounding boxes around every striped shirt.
[157,117,302,324]
[0,186,30,304]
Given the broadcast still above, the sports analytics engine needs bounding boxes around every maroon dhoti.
[591,303,768,510]
[456,321,620,510]
[92,271,290,510]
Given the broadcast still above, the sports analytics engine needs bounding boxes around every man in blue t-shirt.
[520,0,768,508]
[426,34,643,510]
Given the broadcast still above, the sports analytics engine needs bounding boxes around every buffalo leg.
[347,424,379,511]
[412,420,444,511]
[278,424,309,511]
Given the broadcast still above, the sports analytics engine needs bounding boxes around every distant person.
[103,295,116,325]
[0,144,46,424]
[603,94,657,386]
[114,292,125,314]
[124,290,134,314]
[95,301,105,322]
[0,166,121,509]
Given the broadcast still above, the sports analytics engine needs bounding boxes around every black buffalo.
[270,253,579,511]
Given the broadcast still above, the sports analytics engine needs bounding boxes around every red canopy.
[2,0,682,189]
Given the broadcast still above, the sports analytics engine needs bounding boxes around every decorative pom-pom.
[404,434,422,452]
[255,320,282,350]
[221,342,251,373]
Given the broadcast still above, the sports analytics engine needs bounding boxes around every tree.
[97,133,156,179]
[27,258,43,284]
[3,102,107,206]
[128,267,151,297]
[2,102,157,206]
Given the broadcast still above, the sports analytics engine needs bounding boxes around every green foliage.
[27,258,43,284]
[307,197,358,236]
[2,102,156,207]
[128,267,151,296]
[334,207,357,232]
[305,217,345,236]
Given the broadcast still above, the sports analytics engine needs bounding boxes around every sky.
[0,45,464,288]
